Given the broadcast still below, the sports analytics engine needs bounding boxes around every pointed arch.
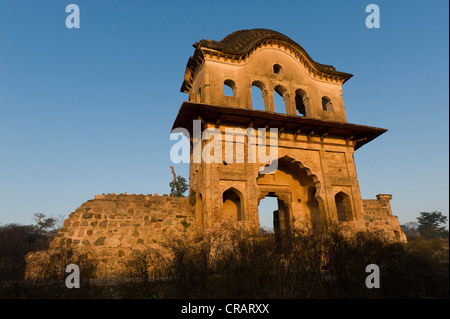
[222,187,244,221]
[278,155,323,200]
[258,155,323,199]
[335,192,353,221]
[223,79,236,97]
[274,85,289,114]
[251,80,267,111]
[295,88,309,116]
[252,80,266,92]
[322,96,333,111]
[257,155,326,232]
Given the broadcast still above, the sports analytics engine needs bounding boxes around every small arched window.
[223,79,236,97]
[274,85,288,114]
[273,64,283,74]
[273,64,284,79]
[295,89,308,116]
[322,96,333,111]
[252,81,266,111]
[335,192,352,221]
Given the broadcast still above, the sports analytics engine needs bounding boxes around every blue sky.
[0,0,448,227]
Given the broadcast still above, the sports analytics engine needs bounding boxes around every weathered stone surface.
[82,213,92,219]
[163,219,173,226]
[362,195,407,242]
[26,195,195,278]
[26,29,407,280]
[178,28,406,243]
[94,237,106,246]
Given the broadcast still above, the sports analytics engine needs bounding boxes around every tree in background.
[401,222,420,241]
[417,211,448,239]
[0,213,61,281]
[34,213,55,233]
[169,166,188,197]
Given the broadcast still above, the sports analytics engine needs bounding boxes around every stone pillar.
[267,91,275,112]
[284,94,296,115]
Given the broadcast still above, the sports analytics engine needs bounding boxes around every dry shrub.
[27,242,98,282]
[160,222,449,298]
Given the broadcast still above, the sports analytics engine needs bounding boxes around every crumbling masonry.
[26,29,406,279]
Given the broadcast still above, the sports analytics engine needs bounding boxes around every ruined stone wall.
[362,194,407,242]
[26,194,195,279]
[26,192,407,279]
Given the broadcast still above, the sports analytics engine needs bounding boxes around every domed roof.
[181,28,352,92]
[194,29,296,55]
[194,28,337,70]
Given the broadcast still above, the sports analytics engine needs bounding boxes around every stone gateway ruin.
[26,29,406,279]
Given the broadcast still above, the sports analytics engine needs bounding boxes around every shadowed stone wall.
[362,194,406,242]
[25,192,406,279]
[26,194,195,279]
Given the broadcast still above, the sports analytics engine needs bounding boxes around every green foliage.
[169,175,188,197]
[417,211,448,239]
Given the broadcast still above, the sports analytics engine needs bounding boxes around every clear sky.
[0,0,448,228]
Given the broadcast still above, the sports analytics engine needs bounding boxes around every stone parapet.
[362,194,406,242]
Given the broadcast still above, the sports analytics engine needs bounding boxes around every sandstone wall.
[26,194,195,279]
[362,194,407,242]
[26,192,407,279]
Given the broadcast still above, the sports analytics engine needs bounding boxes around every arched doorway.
[257,156,325,233]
